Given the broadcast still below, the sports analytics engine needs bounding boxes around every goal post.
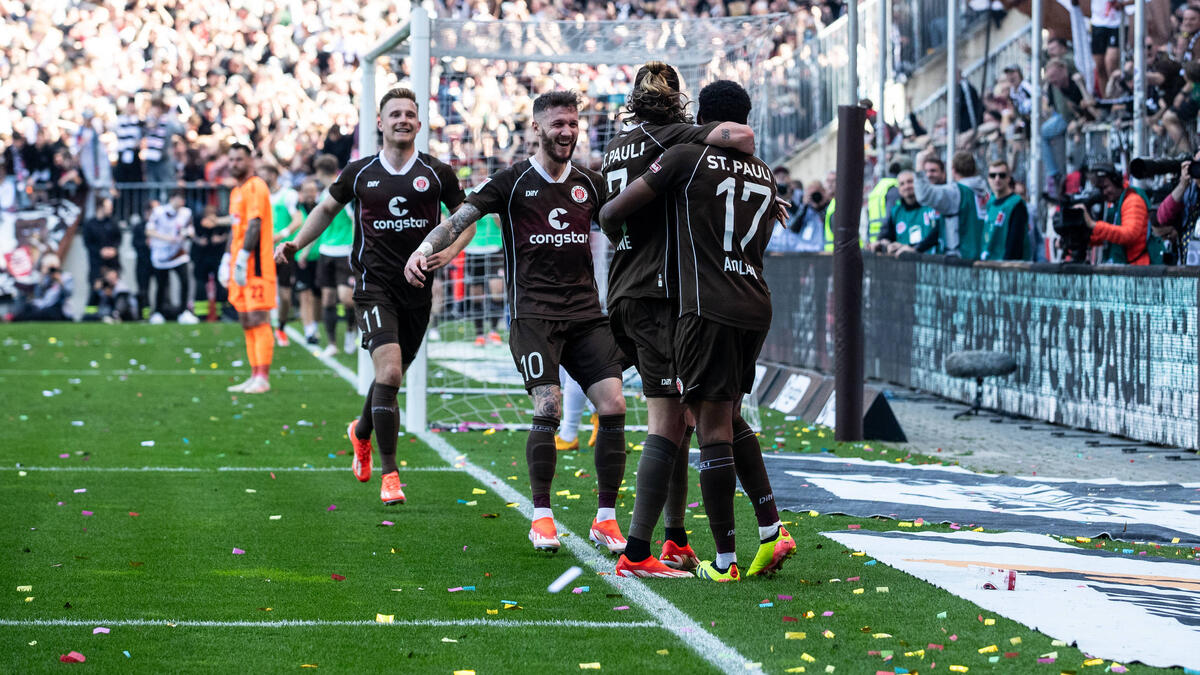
[358,11,797,433]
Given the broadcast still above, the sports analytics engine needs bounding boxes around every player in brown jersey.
[276,88,471,506]
[600,80,795,582]
[600,61,758,578]
[406,91,630,555]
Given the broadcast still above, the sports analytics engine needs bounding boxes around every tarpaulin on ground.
[763,454,1200,545]
[822,529,1200,670]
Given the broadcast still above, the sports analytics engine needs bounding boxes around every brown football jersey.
[329,151,464,307]
[600,121,718,304]
[642,144,776,330]
[465,157,607,321]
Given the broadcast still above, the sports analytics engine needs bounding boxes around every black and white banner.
[765,454,1200,545]
[822,530,1200,670]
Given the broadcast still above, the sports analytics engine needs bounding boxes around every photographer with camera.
[1076,162,1150,265]
[1153,156,1200,266]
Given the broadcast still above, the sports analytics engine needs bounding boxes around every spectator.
[0,150,21,211]
[91,267,138,323]
[767,180,826,252]
[81,197,122,298]
[1079,162,1151,265]
[74,110,112,218]
[143,99,185,189]
[1090,0,1122,87]
[1004,65,1034,117]
[864,163,902,245]
[1041,58,1097,195]
[321,124,354,169]
[1172,5,1200,64]
[921,154,947,185]
[192,202,231,322]
[982,160,1032,261]
[11,253,73,322]
[870,169,945,255]
[1153,156,1200,266]
[146,190,198,324]
[914,147,989,260]
[1161,61,1200,154]
[954,69,986,144]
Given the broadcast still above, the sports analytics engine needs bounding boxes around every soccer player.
[225,143,276,394]
[311,153,358,357]
[275,88,471,505]
[406,91,629,555]
[599,80,794,582]
[262,163,302,345]
[599,61,757,578]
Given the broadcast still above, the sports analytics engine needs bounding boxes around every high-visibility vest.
[823,198,837,252]
[866,178,897,244]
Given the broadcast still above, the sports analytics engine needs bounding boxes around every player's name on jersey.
[708,154,772,181]
[724,255,758,277]
[602,141,650,168]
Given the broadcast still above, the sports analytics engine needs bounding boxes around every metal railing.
[109,182,231,225]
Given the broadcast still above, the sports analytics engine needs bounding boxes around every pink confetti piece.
[448,587,464,592]
[327,504,337,511]
[128,512,139,517]
[846,576,861,582]
[822,611,833,616]
[59,651,85,663]
[59,454,69,459]
[232,548,245,555]
[572,587,585,594]
[847,524,861,529]
[613,606,630,611]
[81,511,93,517]
[73,489,86,494]
[380,520,395,526]
[949,634,958,641]
[92,627,109,635]
[777,594,793,601]
[687,502,700,508]
[949,524,961,530]
[1037,658,1055,664]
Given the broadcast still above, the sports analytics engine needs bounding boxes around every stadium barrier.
[111,182,231,225]
[762,252,1200,450]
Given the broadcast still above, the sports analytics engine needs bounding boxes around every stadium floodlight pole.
[848,0,859,104]
[834,104,867,442]
[876,0,887,179]
[1029,0,1042,245]
[946,0,958,164]
[1133,0,1146,163]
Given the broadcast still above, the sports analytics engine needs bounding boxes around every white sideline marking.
[1,466,463,473]
[303,333,754,674]
[0,618,659,630]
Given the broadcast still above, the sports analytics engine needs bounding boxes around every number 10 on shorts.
[519,351,544,382]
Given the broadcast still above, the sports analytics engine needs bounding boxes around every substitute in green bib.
[263,164,301,345]
[914,148,989,260]
[982,160,1031,261]
[869,170,944,255]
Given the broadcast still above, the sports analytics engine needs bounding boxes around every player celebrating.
[406,91,629,555]
[600,61,756,578]
[276,87,471,505]
[225,143,276,394]
[600,80,793,582]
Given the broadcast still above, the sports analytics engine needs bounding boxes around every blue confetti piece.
[577,586,590,592]
[759,602,774,608]
[457,499,468,504]
[896,669,908,674]
[327,453,336,458]
[182,438,189,444]
[501,599,517,605]
[864,560,877,566]
[1122,548,1134,554]
[123,651,131,658]
[463,585,476,591]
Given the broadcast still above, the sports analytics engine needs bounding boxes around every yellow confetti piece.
[898,522,913,528]
[1009,637,1022,645]
[808,510,819,517]
[851,551,865,557]
[804,611,815,619]
[301,665,318,669]
[486,609,498,615]
[1075,537,1091,543]
[1051,640,1067,647]
[1083,658,1104,666]
[1172,537,1181,543]
[16,585,31,592]
[904,650,926,658]
[949,666,969,673]
[472,488,486,495]
[400,460,408,467]
[872,633,892,639]
[852,588,864,595]
[484,428,497,435]
[579,663,601,670]
[978,645,998,654]
[984,618,995,626]
[505,502,519,508]
[556,489,571,496]
[453,671,475,675]
[566,494,581,500]
[785,632,807,640]
[656,650,669,656]
[824,666,835,673]
[875,587,889,593]
[693,514,707,519]
[24,597,34,602]
[822,630,835,639]
[971,527,984,532]
[375,614,394,624]
[784,668,806,673]
[801,653,816,663]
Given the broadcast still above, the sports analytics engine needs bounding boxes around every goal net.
[366,12,797,431]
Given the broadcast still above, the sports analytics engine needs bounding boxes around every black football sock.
[322,304,338,345]
[664,527,689,547]
[528,415,558,509]
[732,417,780,537]
[372,383,400,474]
[470,296,484,336]
[355,381,376,438]
[345,305,356,333]
[698,442,737,556]
[663,425,694,536]
[594,413,627,510]
[626,434,677,558]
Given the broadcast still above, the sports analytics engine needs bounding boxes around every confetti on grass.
[231,548,245,555]
[59,651,86,663]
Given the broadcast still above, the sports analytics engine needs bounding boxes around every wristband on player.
[417,242,433,257]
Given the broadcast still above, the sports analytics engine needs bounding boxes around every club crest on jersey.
[649,160,662,173]
[413,176,430,192]
[570,185,588,203]
[675,378,684,395]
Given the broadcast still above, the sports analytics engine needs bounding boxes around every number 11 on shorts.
[362,306,382,332]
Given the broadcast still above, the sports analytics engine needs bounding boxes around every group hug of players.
[222,62,793,582]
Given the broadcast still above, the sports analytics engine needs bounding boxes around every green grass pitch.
[0,323,1184,673]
